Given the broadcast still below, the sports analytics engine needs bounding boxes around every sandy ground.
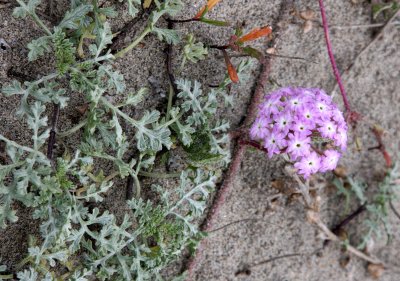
[1,0,400,280]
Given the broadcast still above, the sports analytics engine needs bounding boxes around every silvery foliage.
[0,0,250,279]
[181,34,208,68]
[334,162,400,250]
[173,59,253,165]
[150,0,183,44]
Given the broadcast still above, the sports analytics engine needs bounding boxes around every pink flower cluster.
[250,87,348,178]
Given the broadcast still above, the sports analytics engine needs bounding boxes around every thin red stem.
[318,0,351,113]
[184,2,294,279]
[186,144,246,278]
[239,139,267,153]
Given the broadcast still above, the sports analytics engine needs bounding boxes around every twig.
[286,167,312,208]
[125,171,135,200]
[329,21,400,30]
[318,0,352,114]
[168,18,199,23]
[370,126,392,167]
[208,217,285,234]
[250,253,303,269]
[331,9,400,96]
[323,203,367,247]
[332,203,367,234]
[208,218,260,233]
[234,253,303,276]
[165,19,179,96]
[307,210,383,265]
[235,247,323,276]
[47,103,60,161]
[110,8,148,52]
[390,200,400,221]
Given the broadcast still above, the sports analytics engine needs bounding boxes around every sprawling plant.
[0,0,252,279]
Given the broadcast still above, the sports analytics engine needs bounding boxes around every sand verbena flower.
[250,87,348,178]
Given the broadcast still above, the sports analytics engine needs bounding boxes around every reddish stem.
[319,0,392,166]
[371,126,392,168]
[318,0,351,113]
[239,139,267,153]
[185,53,274,281]
[186,144,246,278]
[184,2,294,279]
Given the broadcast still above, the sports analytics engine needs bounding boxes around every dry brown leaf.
[333,165,348,178]
[303,20,313,33]
[75,104,89,115]
[299,8,316,20]
[355,136,363,151]
[339,255,351,268]
[287,193,302,204]
[143,0,152,8]
[336,228,348,241]
[271,179,285,191]
[367,263,385,280]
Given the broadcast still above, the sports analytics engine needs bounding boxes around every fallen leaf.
[143,0,152,8]
[303,20,313,33]
[299,8,316,20]
[288,193,302,204]
[271,179,285,192]
[222,50,238,83]
[237,26,272,43]
[367,263,385,280]
[266,47,276,54]
[76,104,89,115]
[333,165,347,178]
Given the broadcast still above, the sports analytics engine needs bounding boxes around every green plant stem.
[132,173,141,198]
[0,274,14,279]
[139,171,181,179]
[161,111,184,128]
[103,170,120,182]
[0,135,47,160]
[31,72,59,85]
[100,97,141,127]
[89,151,141,198]
[101,95,178,132]
[31,12,52,36]
[0,161,25,171]
[85,54,115,64]
[58,120,88,137]
[15,0,52,36]
[114,27,151,59]
[15,256,32,270]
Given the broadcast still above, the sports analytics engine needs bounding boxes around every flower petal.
[237,26,272,43]
[194,0,222,19]
[222,50,239,83]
